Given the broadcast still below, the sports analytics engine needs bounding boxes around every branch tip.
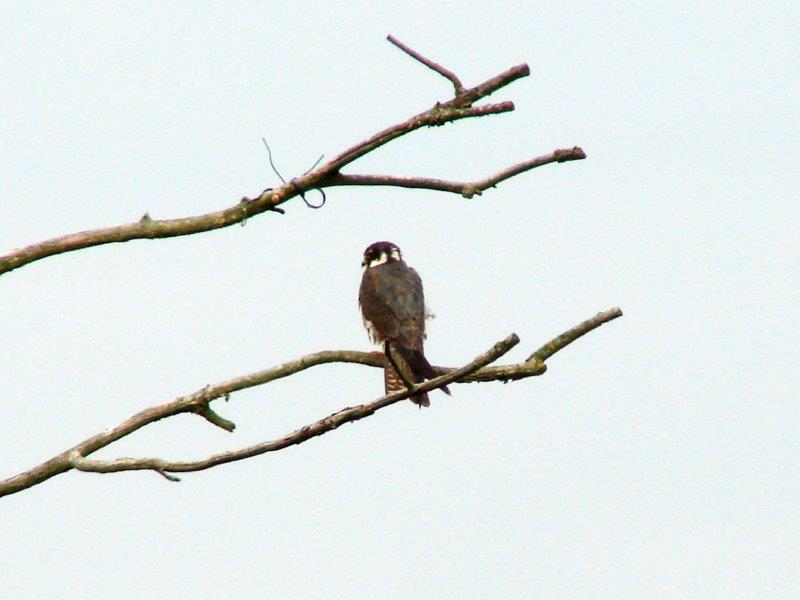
[556,146,586,161]
[530,307,623,363]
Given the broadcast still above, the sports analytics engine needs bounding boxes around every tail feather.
[393,344,451,396]
[384,358,429,407]
[384,341,449,406]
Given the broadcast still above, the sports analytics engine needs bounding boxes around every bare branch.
[69,451,182,482]
[65,334,520,480]
[0,41,572,278]
[313,101,517,176]
[387,34,465,94]
[444,64,530,108]
[530,307,623,362]
[330,147,587,198]
[0,308,621,497]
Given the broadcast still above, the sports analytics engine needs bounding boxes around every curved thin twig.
[262,137,287,184]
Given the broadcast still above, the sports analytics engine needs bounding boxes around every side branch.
[387,34,465,94]
[329,147,586,198]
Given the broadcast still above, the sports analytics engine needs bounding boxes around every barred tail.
[384,346,430,407]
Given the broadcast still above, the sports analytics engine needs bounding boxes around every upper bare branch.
[0,38,581,277]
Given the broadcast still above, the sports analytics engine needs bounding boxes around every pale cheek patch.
[362,248,400,270]
[366,252,390,268]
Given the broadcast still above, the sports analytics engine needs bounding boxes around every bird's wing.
[359,266,402,342]
[375,263,426,350]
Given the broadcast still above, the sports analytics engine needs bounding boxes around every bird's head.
[362,241,402,269]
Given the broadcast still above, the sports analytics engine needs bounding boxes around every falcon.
[358,241,450,407]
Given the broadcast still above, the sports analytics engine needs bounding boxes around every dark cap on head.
[363,241,400,255]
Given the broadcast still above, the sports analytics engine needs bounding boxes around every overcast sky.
[1,2,797,598]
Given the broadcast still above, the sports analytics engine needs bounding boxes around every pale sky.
[1,2,797,598]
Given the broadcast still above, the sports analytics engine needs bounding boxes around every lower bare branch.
[64,334,519,481]
[0,307,621,498]
[435,359,545,382]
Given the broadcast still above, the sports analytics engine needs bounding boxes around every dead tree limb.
[66,334,520,481]
[0,36,584,277]
[0,308,621,497]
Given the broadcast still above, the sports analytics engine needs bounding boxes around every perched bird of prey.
[358,241,450,407]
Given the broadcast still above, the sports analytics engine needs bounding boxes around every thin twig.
[303,154,326,175]
[262,137,287,184]
[387,34,465,95]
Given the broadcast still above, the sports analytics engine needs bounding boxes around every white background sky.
[1,2,797,598]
